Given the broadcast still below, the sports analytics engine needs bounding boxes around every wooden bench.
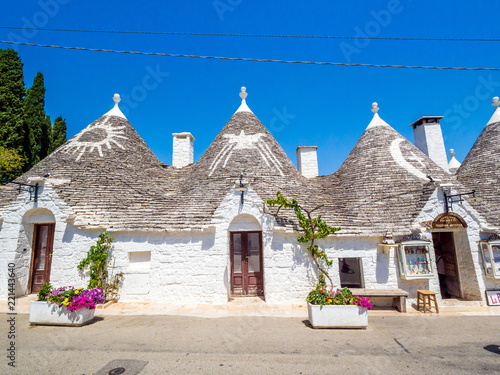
[350,288,409,313]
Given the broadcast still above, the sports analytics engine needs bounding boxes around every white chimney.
[409,116,449,172]
[172,132,195,168]
[296,146,319,178]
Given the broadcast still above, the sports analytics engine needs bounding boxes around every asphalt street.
[2,313,499,375]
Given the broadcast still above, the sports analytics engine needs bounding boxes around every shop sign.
[485,290,500,306]
[432,213,467,229]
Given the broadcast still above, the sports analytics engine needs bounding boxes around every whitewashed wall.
[0,182,87,300]
[1,181,497,308]
[414,188,500,303]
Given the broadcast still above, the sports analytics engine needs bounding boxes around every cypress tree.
[40,115,52,160]
[51,116,67,152]
[0,49,26,155]
[23,72,46,167]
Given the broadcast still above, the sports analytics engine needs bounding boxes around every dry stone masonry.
[1,89,499,308]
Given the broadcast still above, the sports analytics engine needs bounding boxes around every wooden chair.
[417,290,439,313]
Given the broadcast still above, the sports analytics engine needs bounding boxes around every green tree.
[40,115,52,160]
[0,49,26,155]
[265,191,341,292]
[0,147,24,182]
[23,72,46,168]
[51,116,67,152]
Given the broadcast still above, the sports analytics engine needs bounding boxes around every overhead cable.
[1,26,499,42]
[1,40,499,71]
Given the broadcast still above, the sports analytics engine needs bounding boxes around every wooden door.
[30,224,55,293]
[432,232,461,299]
[230,231,264,296]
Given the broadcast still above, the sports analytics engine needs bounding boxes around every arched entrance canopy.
[432,212,467,229]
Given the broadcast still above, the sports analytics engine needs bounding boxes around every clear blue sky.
[1,1,499,175]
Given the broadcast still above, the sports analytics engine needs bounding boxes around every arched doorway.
[23,208,56,293]
[228,214,264,297]
[432,213,467,299]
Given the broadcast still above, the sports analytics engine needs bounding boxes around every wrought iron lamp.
[444,190,480,213]
[234,172,248,204]
[2,181,39,202]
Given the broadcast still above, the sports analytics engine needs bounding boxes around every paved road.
[2,313,499,374]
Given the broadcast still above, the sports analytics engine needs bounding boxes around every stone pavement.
[2,310,500,374]
[5,294,500,318]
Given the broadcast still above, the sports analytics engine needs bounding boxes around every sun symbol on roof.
[58,116,128,161]
[209,130,284,176]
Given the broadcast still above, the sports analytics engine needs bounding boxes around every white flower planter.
[307,303,368,329]
[29,301,95,326]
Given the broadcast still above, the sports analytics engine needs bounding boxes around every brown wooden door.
[432,232,461,299]
[230,231,264,296]
[30,224,55,293]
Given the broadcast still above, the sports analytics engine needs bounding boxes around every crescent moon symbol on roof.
[389,138,428,181]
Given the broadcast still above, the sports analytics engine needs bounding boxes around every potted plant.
[29,283,104,326]
[265,191,371,328]
[306,277,372,328]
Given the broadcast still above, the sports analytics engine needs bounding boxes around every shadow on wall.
[62,223,74,243]
[201,233,215,251]
[224,266,229,297]
[14,226,31,296]
[292,243,317,285]
[375,251,390,283]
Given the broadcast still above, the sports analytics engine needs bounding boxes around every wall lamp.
[234,172,248,205]
[3,181,39,202]
[444,190,480,213]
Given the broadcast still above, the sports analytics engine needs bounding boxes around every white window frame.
[479,240,500,279]
[396,240,435,280]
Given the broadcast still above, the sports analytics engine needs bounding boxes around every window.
[396,240,435,280]
[480,241,500,279]
[339,258,363,288]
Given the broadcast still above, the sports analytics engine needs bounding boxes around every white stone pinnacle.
[239,87,248,100]
[448,148,461,172]
[104,93,127,119]
[366,102,389,130]
[487,96,500,125]
[235,86,253,114]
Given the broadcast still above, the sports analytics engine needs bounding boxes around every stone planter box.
[307,303,368,329]
[29,301,95,326]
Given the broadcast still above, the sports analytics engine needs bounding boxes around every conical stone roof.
[194,111,300,179]
[457,98,500,227]
[318,103,454,235]
[177,98,321,229]
[5,95,178,230]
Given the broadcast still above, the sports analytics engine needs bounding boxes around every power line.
[1,40,499,71]
[1,26,499,42]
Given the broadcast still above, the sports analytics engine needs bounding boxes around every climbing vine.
[77,231,123,301]
[265,191,341,292]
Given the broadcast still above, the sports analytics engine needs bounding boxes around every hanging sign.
[485,290,500,306]
[432,213,467,229]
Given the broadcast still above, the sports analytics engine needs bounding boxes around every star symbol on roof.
[223,130,265,149]
[209,130,284,176]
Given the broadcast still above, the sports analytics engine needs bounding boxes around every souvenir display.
[396,240,435,279]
